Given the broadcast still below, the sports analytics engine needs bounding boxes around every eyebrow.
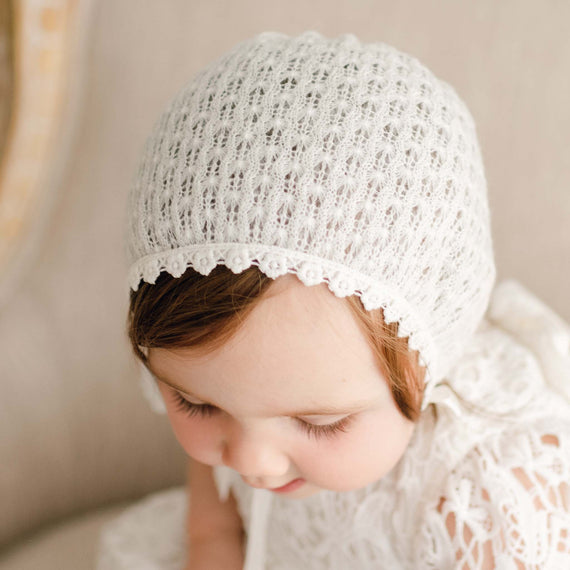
[148,370,375,417]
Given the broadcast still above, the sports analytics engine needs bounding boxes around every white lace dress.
[96,279,570,569]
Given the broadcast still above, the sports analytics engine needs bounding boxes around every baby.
[97,31,570,570]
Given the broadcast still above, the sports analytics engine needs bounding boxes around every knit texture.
[125,31,496,406]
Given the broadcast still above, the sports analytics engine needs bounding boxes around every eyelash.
[171,392,354,440]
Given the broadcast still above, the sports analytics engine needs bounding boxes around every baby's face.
[148,273,416,499]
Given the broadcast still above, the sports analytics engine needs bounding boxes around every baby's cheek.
[295,414,414,492]
[167,413,220,465]
[297,436,383,490]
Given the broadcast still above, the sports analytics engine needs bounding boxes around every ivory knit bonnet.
[126,30,496,409]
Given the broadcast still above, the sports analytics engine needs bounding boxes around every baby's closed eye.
[170,391,356,440]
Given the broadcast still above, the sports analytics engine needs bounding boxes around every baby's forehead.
[149,278,375,373]
[149,337,391,419]
[260,274,359,325]
[264,273,335,301]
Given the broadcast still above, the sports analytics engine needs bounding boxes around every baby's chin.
[279,478,376,499]
[279,481,323,499]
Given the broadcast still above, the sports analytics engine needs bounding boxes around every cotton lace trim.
[129,242,435,393]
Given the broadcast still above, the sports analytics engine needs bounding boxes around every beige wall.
[1,0,568,550]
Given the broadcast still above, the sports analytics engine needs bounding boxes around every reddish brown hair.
[128,265,427,421]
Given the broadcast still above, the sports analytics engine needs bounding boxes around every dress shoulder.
[486,279,570,404]
[412,280,570,568]
[415,416,570,569]
[428,278,570,423]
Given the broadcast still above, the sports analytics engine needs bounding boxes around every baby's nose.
[221,426,290,478]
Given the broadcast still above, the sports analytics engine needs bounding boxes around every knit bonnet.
[125,30,496,409]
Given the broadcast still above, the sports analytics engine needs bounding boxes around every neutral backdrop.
[1,0,568,553]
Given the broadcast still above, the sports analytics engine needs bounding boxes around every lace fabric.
[97,280,570,569]
[96,488,187,570]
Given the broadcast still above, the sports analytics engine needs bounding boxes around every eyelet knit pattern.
[125,31,496,405]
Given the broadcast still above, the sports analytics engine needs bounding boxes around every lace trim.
[128,242,437,391]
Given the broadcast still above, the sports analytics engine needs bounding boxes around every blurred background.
[0,0,568,568]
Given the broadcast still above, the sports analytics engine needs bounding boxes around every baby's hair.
[128,265,427,422]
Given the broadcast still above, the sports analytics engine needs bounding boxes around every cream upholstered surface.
[0,503,128,570]
[0,0,568,566]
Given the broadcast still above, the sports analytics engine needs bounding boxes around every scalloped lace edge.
[128,243,438,404]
